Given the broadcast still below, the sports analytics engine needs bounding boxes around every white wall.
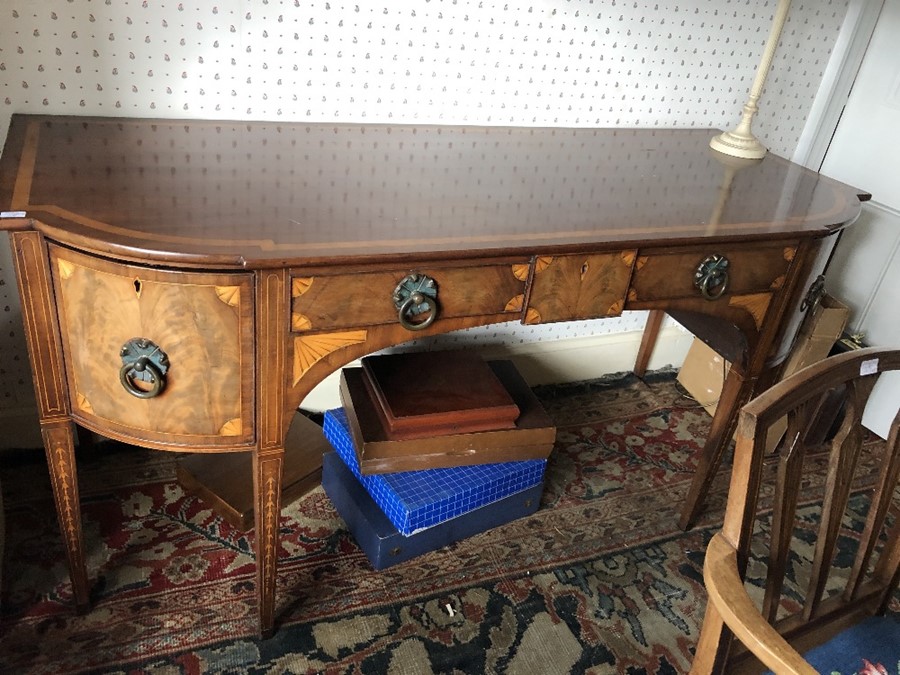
[821,0,900,439]
[0,1,854,443]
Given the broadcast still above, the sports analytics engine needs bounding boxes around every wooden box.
[361,351,520,440]
[339,360,556,474]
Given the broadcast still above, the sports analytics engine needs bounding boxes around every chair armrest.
[704,533,817,675]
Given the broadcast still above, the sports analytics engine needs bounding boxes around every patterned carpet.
[0,370,891,674]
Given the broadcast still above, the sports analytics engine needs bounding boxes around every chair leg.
[876,517,900,615]
[690,602,733,675]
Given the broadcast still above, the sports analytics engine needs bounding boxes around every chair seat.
[766,614,900,675]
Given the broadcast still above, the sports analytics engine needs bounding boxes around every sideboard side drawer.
[291,262,528,332]
[50,246,255,446]
[629,243,798,304]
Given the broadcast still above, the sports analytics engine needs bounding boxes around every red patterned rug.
[0,371,891,674]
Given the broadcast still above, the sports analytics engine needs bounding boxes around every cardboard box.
[322,451,542,570]
[676,339,731,417]
[765,294,850,451]
[779,294,851,380]
[676,294,850,452]
[323,407,547,536]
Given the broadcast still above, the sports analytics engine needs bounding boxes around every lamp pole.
[710,0,793,159]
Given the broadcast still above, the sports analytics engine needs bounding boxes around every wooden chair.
[691,347,900,674]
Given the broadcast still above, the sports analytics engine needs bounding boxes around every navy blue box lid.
[322,451,543,570]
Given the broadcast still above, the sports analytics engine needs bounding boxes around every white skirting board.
[299,325,694,413]
[0,326,693,449]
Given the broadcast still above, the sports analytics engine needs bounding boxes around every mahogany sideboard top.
[0,114,869,638]
[0,115,866,268]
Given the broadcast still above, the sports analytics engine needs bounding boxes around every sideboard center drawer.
[290,262,528,332]
[524,251,636,324]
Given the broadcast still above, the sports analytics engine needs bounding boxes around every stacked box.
[322,451,543,570]
[323,407,546,536]
[339,360,556,474]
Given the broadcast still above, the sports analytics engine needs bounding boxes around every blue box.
[322,451,543,569]
[323,408,546,535]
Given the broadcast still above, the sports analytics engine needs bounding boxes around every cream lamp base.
[709,128,767,160]
[710,0,792,161]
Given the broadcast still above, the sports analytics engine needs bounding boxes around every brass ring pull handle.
[392,273,439,331]
[694,254,730,301]
[119,338,169,399]
[398,292,437,331]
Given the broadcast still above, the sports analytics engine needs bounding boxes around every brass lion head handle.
[392,273,439,331]
[694,254,730,301]
[119,337,169,399]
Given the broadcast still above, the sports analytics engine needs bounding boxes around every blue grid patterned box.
[322,452,544,570]
[323,408,546,536]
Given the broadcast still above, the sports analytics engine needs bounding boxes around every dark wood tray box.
[339,359,556,474]
[361,351,520,440]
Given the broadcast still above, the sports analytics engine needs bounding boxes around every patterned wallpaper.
[0,0,850,411]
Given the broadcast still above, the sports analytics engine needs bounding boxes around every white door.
[821,0,900,438]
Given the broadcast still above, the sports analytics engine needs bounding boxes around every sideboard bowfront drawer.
[50,246,255,447]
[290,262,528,333]
[628,242,799,304]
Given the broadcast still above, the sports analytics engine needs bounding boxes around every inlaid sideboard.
[0,116,867,637]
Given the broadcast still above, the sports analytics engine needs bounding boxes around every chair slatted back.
[692,347,900,674]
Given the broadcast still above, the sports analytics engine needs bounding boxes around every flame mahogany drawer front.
[49,246,255,447]
[627,242,800,305]
[523,251,637,324]
[290,260,529,333]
